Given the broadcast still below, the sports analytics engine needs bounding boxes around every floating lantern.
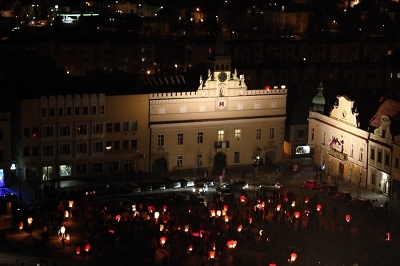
[210,210,216,217]
[159,224,164,232]
[60,225,66,235]
[188,243,193,252]
[237,225,243,232]
[269,262,277,266]
[27,217,33,225]
[84,242,91,252]
[316,204,322,212]
[154,212,160,219]
[275,204,281,212]
[65,234,70,244]
[75,245,81,255]
[160,236,166,247]
[216,210,221,217]
[240,195,246,203]
[290,253,297,262]
[184,225,189,232]
[224,215,229,223]
[18,221,23,230]
[227,240,237,248]
[68,200,74,208]
[115,214,121,222]
[249,217,253,224]
[132,204,136,212]
[64,210,69,218]
[291,201,296,207]
[209,250,215,259]
[345,214,351,223]
[386,232,390,241]
[294,211,301,219]
[222,209,227,216]
[162,205,167,212]
[223,205,228,211]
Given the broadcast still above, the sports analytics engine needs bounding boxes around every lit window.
[235,129,241,141]
[76,124,87,135]
[269,127,275,139]
[218,130,224,141]
[177,155,183,167]
[359,147,364,161]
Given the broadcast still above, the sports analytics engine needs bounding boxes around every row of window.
[41,105,105,118]
[39,161,131,178]
[157,102,277,114]
[370,147,390,166]
[176,151,242,168]
[23,139,138,156]
[156,128,276,146]
[23,121,138,138]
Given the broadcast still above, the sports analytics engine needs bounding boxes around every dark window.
[32,146,38,156]
[131,139,137,149]
[106,123,112,132]
[76,164,87,174]
[92,163,103,173]
[91,106,96,115]
[123,140,129,149]
[377,151,382,163]
[385,154,390,166]
[131,121,138,131]
[23,147,29,156]
[32,127,38,138]
[23,128,30,138]
[66,107,72,116]
[41,108,46,117]
[0,129,3,140]
[82,106,88,115]
[0,150,3,161]
[298,130,304,138]
[49,108,55,117]
[58,107,63,116]
[114,123,120,132]
[114,141,120,150]
[123,122,129,131]
[74,107,80,116]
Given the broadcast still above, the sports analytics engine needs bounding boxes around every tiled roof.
[369,98,400,128]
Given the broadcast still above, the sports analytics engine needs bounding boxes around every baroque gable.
[330,95,358,127]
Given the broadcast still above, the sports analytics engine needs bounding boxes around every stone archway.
[152,158,167,174]
[213,152,227,173]
[265,150,276,166]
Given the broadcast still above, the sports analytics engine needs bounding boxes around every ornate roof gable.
[330,95,358,127]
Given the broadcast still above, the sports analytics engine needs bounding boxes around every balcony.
[329,147,348,161]
[214,141,230,149]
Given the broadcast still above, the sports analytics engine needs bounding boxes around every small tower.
[312,81,326,113]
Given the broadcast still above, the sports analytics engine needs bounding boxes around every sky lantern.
[237,225,243,232]
[210,210,216,217]
[84,242,91,252]
[132,204,136,212]
[65,234,71,244]
[188,243,193,252]
[222,209,227,216]
[154,212,160,219]
[115,214,121,222]
[276,204,281,212]
[224,215,229,223]
[18,221,23,231]
[345,214,351,223]
[227,240,237,248]
[290,253,297,262]
[216,210,221,217]
[68,200,74,208]
[209,250,216,259]
[269,262,277,266]
[160,236,166,247]
[291,200,296,207]
[159,224,164,232]
[184,225,189,232]
[27,217,33,225]
[248,217,253,224]
[240,195,246,203]
[223,204,228,211]
[75,245,81,255]
[64,210,69,218]
[316,204,322,212]
[386,232,390,241]
[294,211,301,219]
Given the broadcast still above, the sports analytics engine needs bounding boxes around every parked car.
[301,180,321,190]
[162,178,181,189]
[178,178,194,187]
[259,182,283,191]
[193,183,208,195]
[195,177,215,187]
[150,181,166,190]
[137,182,152,192]
[229,181,249,191]
[130,183,142,193]
[334,191,352,202]
[349,197,373,209]
[216,183,230,193]
[320,185,338,196]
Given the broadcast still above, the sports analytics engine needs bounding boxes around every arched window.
[221,64,224,70]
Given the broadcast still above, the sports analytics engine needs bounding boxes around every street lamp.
[252,156,260,200]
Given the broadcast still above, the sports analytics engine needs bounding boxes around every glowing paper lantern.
[249,217,253,224]
[60,225,66,235]
[316,204,322,212]
[294,211,301,219]
[132,204,136,212]
[68,201,74,208]
[224,215,229,223]
[18,222,23,230]
[240,195,246,203]
[84,242,91,252]
[210,210,216,217]
[275,204,281,212]
[75,245,81,255]
[237,225,243,232]
[65,234,70,244]
[159,224,164,231]
[188,243,193,252]
[290,253,297,262]
[64,210,69,218]
[222,209,227,216]
[291,201,296,207]
[154,212,160,219]
[386,232,390,241]
[216,210,221,217]
[269,263,277,266]
[209,250,215,259]
[160,236,166,247]
[27,217,33,225]
[223,205,228,211]
[184,225,189,232]
[345,214,351,223]
[227,240,237,248]
[115,214,121,222]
